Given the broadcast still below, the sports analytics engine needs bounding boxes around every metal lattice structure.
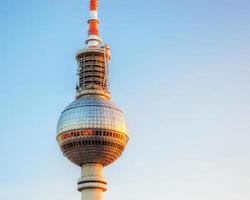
[76,47,111,99]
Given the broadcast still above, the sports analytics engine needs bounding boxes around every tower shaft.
[78,164,107,200]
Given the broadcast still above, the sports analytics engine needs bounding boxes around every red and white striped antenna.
[86,0,102,48]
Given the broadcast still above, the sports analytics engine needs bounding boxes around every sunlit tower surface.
[56,0,129,200]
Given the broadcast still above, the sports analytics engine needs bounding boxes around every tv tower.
[56,1,129,200]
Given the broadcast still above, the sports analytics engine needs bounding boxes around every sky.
[0,0,250,199]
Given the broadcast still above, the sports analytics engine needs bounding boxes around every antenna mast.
[86,0,102,47]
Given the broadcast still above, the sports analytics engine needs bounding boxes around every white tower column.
[78,164,107,200]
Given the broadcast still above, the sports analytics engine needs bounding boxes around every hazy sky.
[0,0,250,200]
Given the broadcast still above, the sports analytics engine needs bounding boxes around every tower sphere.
[57,95,129,166]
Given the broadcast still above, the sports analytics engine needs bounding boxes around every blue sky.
[0,0,250,199]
